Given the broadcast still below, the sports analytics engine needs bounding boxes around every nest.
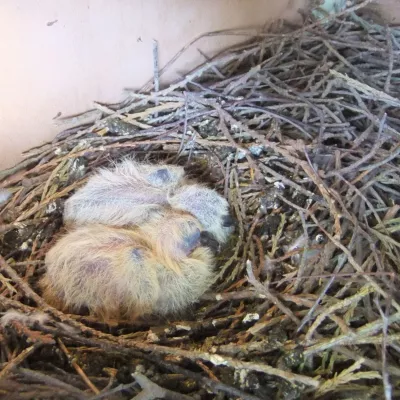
[1,3,400,400]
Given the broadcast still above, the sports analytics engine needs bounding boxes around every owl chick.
[41,209,215,322]
[63,159,234,245]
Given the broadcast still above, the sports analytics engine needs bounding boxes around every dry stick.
[340,173,384,225]
[140,27,265,93]
[88,382,139,400]
[0,255,49,309]
[0,255,110,339]
[177,95,189,157]
[259,162,321,202]
[0,344,39,378]
[197,48,226,79]
[196,360,220,382]
[154,48,258,98]
[1,138,232,189]
[309,214,400,312]
[0,294,39,314]
[304,0,374,32]
[139,0,373,95]
[337,346,400,378]
[277,187,398,327]
[219,108,345,237]
[202,291,318,309]
[297,211,310,280]
[304,311,400,356]
[304,284,375,343]
[246,261,300,326]
[17,368,89,400]
[330,69,400,108]
[376,278,394,400]
[356,143,400,177]
[325,132,387,178]
[54,110,102,128]
[131,372,194,400]
[31,310,318,391]
[385,28,394,94]
[253,234,265,278]
[153,39,160,112]
[242,212,262,276]
[129,342,320,388]
[139,356,265,400]
[124,102,183,121]
[224,64,261,95]
[315,358,381,397]
[296,234,357,334]
[325,41,371,85]
[214,104,262,182]
[57,339,100,395]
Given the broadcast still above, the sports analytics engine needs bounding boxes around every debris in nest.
[0,2,400,399]
[0,309,50,327]
[0,189,11,205]
[102,118,141,136]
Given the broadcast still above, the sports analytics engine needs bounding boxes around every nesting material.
[1,4,400,400]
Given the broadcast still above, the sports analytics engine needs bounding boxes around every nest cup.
[0,6,400,400]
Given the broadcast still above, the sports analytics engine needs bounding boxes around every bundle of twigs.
[1,3,400,400]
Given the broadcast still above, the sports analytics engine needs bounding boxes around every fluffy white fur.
[1,310,49,327]
[64,159,233,244]
[64,159,186,227]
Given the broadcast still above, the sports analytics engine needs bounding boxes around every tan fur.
[41,210,214,323]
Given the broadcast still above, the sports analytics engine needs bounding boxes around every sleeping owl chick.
[64,159,186,227]
[40,209,215,322]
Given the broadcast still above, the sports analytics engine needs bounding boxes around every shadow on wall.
[0,0,308,170]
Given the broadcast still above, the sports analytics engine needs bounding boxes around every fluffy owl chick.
[64,159,186,227]
[169,184,234,245]
[41,210,214,322]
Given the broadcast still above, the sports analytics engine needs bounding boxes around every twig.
[57,339,100,395]
[131,372,194,400]
[152,39,160,116]
[0,344,39,378]
[17,368,88,400]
